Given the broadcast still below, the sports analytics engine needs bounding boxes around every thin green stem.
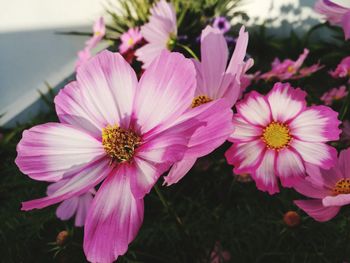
[176,43,199,60]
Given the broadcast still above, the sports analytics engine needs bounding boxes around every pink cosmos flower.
[75,17,106,69]
[320,85,348,105]
[225,82,341,194]
[119,27,143,54]
[330,56,350,78]
[294,148,350,222]
[48,182,95,227]
[260,49,323,81]
[16,50,228,262]
[136,0,177,68]
[212,17,231,34]
[163,25,250,185]
[315,0,350,39]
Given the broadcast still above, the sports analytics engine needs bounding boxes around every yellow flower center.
[95,31,101,36]
[262,122,291,150]
[287,66,294,73]
[102,124,141,163]
[333,179,350,195]
[127,38,134,46]
[191,95,213,108]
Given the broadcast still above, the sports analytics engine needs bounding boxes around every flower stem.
[340,84,350,121]
[176,43,199,60]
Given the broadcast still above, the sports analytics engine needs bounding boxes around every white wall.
[0,0,324,126]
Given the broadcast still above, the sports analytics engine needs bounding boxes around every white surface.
[0,0,106,126]
[0,0,324,126]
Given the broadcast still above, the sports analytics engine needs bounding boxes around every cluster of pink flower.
[14,0,350,262]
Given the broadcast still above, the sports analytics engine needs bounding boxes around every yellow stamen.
[127,38,134,46]
[102,124,141,163]
[333,179,350,195]
[287,66,294,73]
[191,95,213,108]
[262,122,291,150]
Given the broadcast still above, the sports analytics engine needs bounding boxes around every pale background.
[0,0,331,126]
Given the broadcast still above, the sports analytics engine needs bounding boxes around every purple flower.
[212,17,231,34]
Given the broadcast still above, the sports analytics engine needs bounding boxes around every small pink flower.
[75,17,106,69]
[163,25,251,185]
[136,0,177,68]
[330,56,350,78]
[119,27,143,54]
[315,0,350,40]
[320,85,348,105]
[210,242,231,263]
[294,148,350,222]
[341,120,350,140]
[48,182,95,227]
[260,49,323,81]
[16,50,226,262]
[225,82,341,194]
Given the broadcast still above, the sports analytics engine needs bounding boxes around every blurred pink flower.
[341,120,350,140]
[294,148,350,222]
[330,56,350,78]
[210,242,231,263]
[320,85,348,105]
[315,0,350,39]
[225,82,340,194]
[75,17,106,69]
[260,49,322,81]
[136,0,177,68]
[48,182,95,227]
[119,27,143,54]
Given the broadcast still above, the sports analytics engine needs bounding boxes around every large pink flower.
[16,50,224,262]
[225,82,341,194]
[294,148,350,222]
[163,25,248,185]
[315,0,350,39]
[135,0,177,68]
[76,17,106,69]
[330,56,350,78]
[48,182,95,227]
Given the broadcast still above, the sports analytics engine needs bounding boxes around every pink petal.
[276,148,305,187]
[323,194,350,207]
[293,177,329,199]
[293,48,309,70]
[266,82,307,123]
[133,50,196,133]
[294,199,340,222]
[56,197,79,221]
[69,50,138,129]
[135,43,166,69]
[84,166,144,263]
[229,114,262,142]
[339,148,350,177]
[181,99,233,156]
[290,139,338,169]
[200,25,228,98]
[75,192,94,227]
[15,123,104,182]
[226,26,249,76]
[164,157,197,186]
[235,91,271,127]
[225,139,265,174]
[252,149,279,194]
[21,159,112,211]
[342,11,350,39]
[289,106,341,142]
